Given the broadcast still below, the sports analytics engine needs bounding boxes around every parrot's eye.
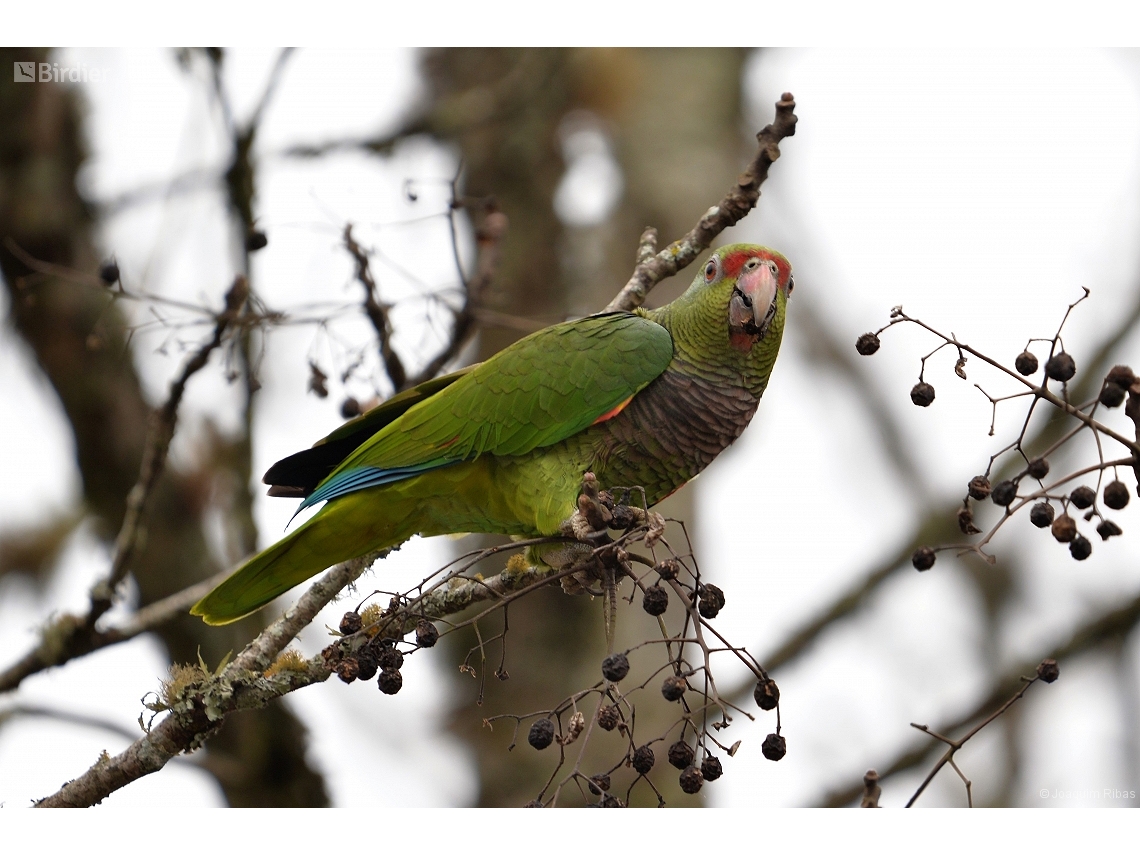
[704,259,718,282]
[787,274,795,297]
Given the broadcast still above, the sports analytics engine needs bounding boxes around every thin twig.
[905,665,1048,807]
[344,224,407,390]
[404,197,508,388]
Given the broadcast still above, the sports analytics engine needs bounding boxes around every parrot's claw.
[561,510,608,543]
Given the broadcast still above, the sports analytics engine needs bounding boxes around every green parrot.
[191,244,793,625]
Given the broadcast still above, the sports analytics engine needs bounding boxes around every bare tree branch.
[31,538,586,806]
[32,551,375,808]
[344,224,407,390]
[1,703,144,745]
[816,591,1140,807]
[604,93,798,313]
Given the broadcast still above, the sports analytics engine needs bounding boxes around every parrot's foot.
[563,471,667,546]
[561,510,607,544]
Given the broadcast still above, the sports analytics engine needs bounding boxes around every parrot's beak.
[728,263,779,350]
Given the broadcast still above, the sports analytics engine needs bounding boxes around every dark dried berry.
[668,740,695,769]
[642,585,669,616]
[912,546,936,571]
[1027,458,1050,480]
[661,675,688,702]
[245,230,268,252]
[1070,486,1096,509]
[1070,534,1092,561]
[376,646,404,671]
[415,619,439,648]
[762,733,787,762]
[753,677,780,710]
[339,611,362,635]
[910,382,935,407]
[1051,514,1077,543]
[596,705,620,731]
[856,333,881,356]
[654,559,679,581]
[377,668,403,695]
[991,480,1017,507]
[602,652,630,682]
[1097,519,1123,540]
[1029,502,1055,528]
[336,657,360,683]
[610,505,639,529]
[1100,383,1126,409]
[958,506,981,535]
[523,799,543,808]
[1037,659,1060,683]
[308,363,329,398]
[356,657,378,681]
[599,794,623,808]
[341,397,363,419]
[679,766,704,794]
[967,475,992,501]
[1104,481,1130,510]
[528,718,555,750]
[589,774,610,794]
[98,260,120,284]
[631,745,655,775]
[700,755,724,782]
[1045,352,1076,382]
[357,640,379,663]
[698,584,725,619]
[1014,350,1039,376]
[1106,365,1136,389]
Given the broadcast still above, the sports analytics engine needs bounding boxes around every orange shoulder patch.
[591,396,633,426]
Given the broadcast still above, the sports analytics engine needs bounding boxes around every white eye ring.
[704,259,717,282]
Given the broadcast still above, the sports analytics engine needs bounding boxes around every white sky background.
[2,47,1140,809]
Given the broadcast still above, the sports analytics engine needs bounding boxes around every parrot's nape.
[191,244,794,625]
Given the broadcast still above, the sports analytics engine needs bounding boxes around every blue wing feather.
[295,461,457,515]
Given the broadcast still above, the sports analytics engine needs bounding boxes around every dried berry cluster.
[856,296,1139,573]
[329,611,439,695]
[502,547,783,807]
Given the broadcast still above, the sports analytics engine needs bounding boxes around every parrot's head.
[710,245,794,354]
[652,243,793,396]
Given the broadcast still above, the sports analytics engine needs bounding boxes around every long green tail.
[190,491,405,626]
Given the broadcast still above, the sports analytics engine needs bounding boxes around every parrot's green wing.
[296,312,674,510]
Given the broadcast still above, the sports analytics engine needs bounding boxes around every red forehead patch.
[721,248,789,284]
